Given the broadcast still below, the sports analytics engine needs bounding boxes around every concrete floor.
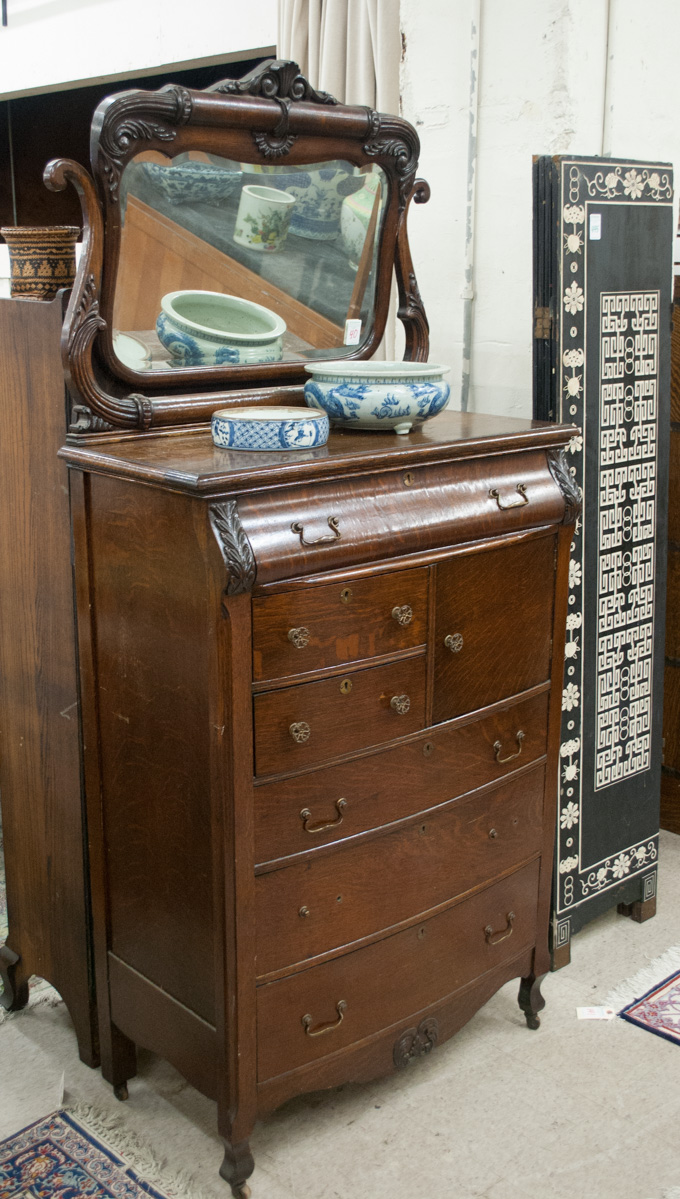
[2,831,680,1199]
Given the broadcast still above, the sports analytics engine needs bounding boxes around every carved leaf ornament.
[209,502,257,595]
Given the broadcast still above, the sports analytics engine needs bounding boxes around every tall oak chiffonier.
[50,62,578,1196]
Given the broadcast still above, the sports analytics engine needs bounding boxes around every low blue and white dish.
[156,290,286,366]
[211,406,329,452]
[141,161,241,206]
[304,361,450,435]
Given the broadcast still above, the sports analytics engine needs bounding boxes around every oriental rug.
[619,969,680,1047]
[0,1111,174,1199]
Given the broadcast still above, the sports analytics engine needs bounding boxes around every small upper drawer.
[254,690,549,864]
[255,764,544,976]
[252,567,428,683]
[256,858,540,1080]
[253,656,426,777]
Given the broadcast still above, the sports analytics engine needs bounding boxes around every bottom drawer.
[257,859,540,1081]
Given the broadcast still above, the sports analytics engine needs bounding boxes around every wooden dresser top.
[60,410,576,497]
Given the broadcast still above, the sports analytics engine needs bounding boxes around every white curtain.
[278,0,402,357]
[278,0,400,120]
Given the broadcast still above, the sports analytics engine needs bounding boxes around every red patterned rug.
[619,969,680,1047]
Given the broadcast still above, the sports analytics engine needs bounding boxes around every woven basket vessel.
[1,225,80,299]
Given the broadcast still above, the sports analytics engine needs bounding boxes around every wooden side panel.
[0,295,97,1063]
[108,952,218,1099]
[86,475,216,1023]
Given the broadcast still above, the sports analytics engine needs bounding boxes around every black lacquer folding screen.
[533,156,673,965]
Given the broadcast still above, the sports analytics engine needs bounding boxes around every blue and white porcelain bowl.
[212,406,329,452]
[141,161,241,206]
[304,361,451,435]
[156,290,286,366]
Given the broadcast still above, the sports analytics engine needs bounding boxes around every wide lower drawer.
[256,764,544,976]
[252,567,428,683]
[256,859,540,1080]
[254,690,549,864]
[253,655,426,776]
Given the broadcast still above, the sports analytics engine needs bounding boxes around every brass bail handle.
[291,516,341,546]
[302,999,347,1037]
[490,483,529,511]
[300,798,347,834]
[493,730,525,764]
[484,912,515,946]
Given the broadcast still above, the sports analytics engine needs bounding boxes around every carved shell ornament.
[213,59,338,158]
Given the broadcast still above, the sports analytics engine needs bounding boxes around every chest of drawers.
[63,410,577,1197]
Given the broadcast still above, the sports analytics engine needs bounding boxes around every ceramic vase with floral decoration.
[233,185,295,253]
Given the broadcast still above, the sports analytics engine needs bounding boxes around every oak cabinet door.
[433,536,556,722]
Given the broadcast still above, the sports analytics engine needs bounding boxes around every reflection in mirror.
[112,152,387,373]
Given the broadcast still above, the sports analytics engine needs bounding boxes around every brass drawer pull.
[392,604,413,626]
[291,516,341,546]
[302,999,347,1037]
[288,626,311,649]
[490,483,528,511]
[289,721,311,743]
[300,798,347,834]
[390,694,411,715]
[444,633,463,653]
[493,730,525,764]
[484,912,515,946]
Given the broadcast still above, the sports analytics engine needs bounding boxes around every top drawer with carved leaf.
[252,567,428,683]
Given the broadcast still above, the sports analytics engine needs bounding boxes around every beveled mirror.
[45,59,430,434]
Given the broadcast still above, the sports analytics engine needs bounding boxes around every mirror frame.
[45,60,430,434]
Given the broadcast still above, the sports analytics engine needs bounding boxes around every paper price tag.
[589,213,602,240]
[576,1006,616,1020]
[344,319,362,346]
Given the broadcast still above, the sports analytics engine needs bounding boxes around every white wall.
[400,0,680,418]
[0,0,276,99]
[3,0,679,419]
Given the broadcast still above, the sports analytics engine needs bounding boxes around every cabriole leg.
[0,944,30,1012]
[518,972,546,1030]
[220,1138,254,1199]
